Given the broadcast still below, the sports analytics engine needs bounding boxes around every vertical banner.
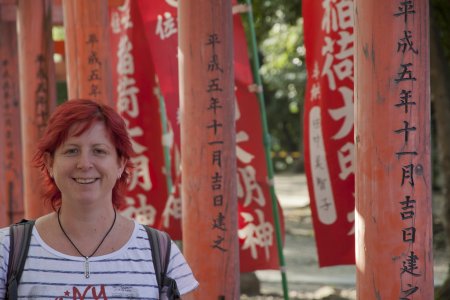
[302,0,355,266]
[0,19,24,226]
[355,0,433,298]
[233,15,286,272]
[135,1,183,240]
[109,0,169,230]
[130,0,284,271]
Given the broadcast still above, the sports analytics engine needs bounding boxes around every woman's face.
[46,121,125,207]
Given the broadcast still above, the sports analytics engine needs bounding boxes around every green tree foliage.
[431,0,450,62]
[260,18,305,153]
[250,0,302,41]
[241,0,304,157]
[430,1,450,298]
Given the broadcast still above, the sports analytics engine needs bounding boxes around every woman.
[0,99,198,299]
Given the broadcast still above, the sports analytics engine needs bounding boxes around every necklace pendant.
[84,257,90,279]
[57,208,117,279]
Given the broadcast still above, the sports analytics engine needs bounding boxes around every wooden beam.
[355,0,433,298]
[62,0,113,105]
[179,0,239,298]
[0,20,24,226]
[1,0,123,23]
[0,3,15,22]
[17,0,56,219]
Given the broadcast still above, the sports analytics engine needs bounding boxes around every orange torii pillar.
[62,0,113,106]
[179,0,239,299]
[0,14,24,226]
[16,0,56,219]
[355,0,433,299]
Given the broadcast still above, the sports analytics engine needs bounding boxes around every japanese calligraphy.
[393,1,422,297]
[86,33,102,99]
[309,106,337,225]
[305,0,355,242]
[112,0,154,225]
[394,1,416,24]
[155,12,177,40]
[205,32,227,252]
[35,54,50,134]
[238,210,274,260]
[234,100,274,259]
[1,59,16,170]
[395,89,416,113]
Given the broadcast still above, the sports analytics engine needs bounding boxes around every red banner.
[109,1,170,234]
[132,1,182,239]
[302,0,355,266]
[120,0,284,272]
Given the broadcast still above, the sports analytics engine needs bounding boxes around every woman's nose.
[77,153,93,169]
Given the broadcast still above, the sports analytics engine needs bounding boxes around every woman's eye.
[64,148,78,155]
[94,148,107,155]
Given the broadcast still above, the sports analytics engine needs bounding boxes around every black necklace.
[57,207,117,279]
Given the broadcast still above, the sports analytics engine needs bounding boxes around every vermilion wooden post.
[62,0,113,106]
[17,0,56,219]
[355,0,433,299]
[0,97,4,226]
[0,16,24,226]
[179,1,239,298]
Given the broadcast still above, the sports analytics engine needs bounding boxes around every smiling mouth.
[73,178,98,184]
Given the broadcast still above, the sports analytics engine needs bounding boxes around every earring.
[118,173,122,179]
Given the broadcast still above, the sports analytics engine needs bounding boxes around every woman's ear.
[118,157,127,178]
[44,152,54,178]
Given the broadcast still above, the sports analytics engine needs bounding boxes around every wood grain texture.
[355,0,433,298]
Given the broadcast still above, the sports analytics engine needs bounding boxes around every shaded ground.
[240,173,449,299]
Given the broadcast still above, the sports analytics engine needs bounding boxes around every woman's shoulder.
[135,224,179,247]
[127,222,153,248]
[0,226,10,245]
[0,226,11,270]
[1,221,35,258]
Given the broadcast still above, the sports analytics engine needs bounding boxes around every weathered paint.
[179,1,239,298]
[0,19,24,226]
[355,0,433,298]
[17,0,56,219]
[62,0,113,106]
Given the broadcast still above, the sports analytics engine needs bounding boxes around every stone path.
[244,173,448,299]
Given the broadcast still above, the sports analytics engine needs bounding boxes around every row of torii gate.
[0,0,433,299]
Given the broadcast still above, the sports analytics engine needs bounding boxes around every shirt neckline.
[32,220,140,261]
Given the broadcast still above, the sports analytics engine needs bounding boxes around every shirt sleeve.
[0,227,10,299]
[166,240,199,295]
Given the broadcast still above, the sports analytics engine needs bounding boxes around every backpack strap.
[144,226,180,299]
[6,219,35,300]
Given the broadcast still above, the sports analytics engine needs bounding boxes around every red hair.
[33,99,133,210]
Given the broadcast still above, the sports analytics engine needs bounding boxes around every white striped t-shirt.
[0,221,198,299]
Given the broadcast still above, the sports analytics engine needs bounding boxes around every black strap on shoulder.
[6,219,35,300]
[145,226,180,299]
[145,226,170,290]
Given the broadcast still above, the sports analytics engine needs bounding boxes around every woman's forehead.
[65,121,112,142]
